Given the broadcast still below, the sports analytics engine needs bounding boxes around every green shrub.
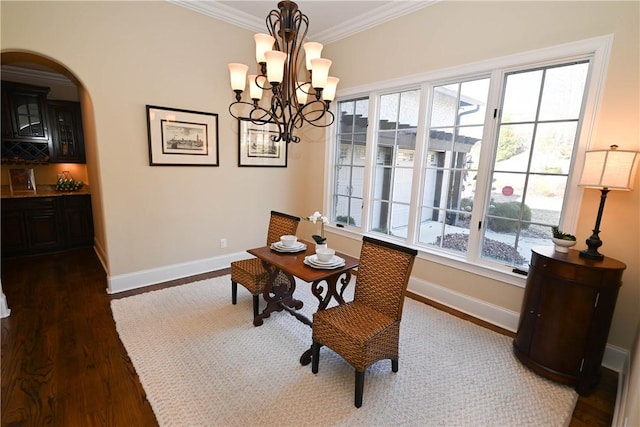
[336,215,356,225]
[488,201,531,233]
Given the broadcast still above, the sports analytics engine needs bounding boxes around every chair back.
[266,211,301,246]
[354,236,417,321]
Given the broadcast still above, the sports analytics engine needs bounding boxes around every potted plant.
[551,226,577,253]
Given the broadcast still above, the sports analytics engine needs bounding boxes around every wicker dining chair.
[311,236,417,408]
[231,210,300,318]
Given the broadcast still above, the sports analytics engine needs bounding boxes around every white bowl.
[552,237,576,253]
[280,235,298,247]
[315,247,335,262]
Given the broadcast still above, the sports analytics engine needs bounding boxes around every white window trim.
[324,35,613,288]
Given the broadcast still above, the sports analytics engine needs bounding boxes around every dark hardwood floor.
[1,248,617,426]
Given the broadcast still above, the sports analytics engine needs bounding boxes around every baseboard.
[407,276,628,373]
[106,251,250,294]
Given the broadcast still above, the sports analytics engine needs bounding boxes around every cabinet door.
[62,195,94,247]
[1,82,50,142]
[530,277,598,376]
[1,209,29,256]
[48,101,86,163]
[24,198,64,252]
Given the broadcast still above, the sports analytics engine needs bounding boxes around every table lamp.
[578,145,639,260]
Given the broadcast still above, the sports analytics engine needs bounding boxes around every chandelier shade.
[227,1,338,144]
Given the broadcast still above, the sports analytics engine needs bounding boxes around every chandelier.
[228,1,339,144]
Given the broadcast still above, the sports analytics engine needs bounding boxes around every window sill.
[328,224,528,289]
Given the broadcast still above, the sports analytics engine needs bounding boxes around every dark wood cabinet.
[1,194,93,258]
[513,247,625,395]
[1,81,86,164]
[1,81,51,162]
[48,100,86,163]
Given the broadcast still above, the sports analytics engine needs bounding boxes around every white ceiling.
[169,0,438,44]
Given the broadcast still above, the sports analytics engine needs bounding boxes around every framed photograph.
[9,168,37,195]
[146,105,219,166]
[238,118,287,167]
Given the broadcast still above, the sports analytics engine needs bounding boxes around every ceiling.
[170,0,438,44]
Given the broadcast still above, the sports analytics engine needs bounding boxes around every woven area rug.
[111,275,578,426]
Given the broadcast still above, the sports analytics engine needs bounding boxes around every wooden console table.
[513,247,626,395]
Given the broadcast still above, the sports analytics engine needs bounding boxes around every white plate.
[304,258,346,269]
[271,242,306,252]
[305,255,345,267]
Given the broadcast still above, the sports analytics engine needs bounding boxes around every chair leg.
[311,341,320,373]
[231,281,237,305]
[355,370,365,408]
[392,359,398,372]
[252,295,259,319]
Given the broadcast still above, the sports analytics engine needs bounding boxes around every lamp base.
[579,248,604,260]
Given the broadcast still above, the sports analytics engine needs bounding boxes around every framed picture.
[9,168,37,195]
[146,105,219,166]
[238,118,287,167]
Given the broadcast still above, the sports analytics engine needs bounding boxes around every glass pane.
[529,122,577,174]
[390,203,410,238]
[353,144,366,166]
[428,127,454,152]
[397,129,417,151]
[459,79,490,126]
[379,93,399,129]
[374,166,391,199]
[377,131,395,149]
[371,200,390,234]
[335,165,352,196]
[398,89,420,127]
[396,147,415,167]
[338,142,353,165]
[348,198,362,227]
[539,63,589,121]
[525,174,566,225]
[351,166,364,198]
[392,167,413,203]
[501,70,543,123]
[376,145,394,166]
[418,207,442,246]
[338,102,354,133]
[430,84,458,127]
[334,195,350,221]
[490,172,526,205]
[494,124,534,170]
[481,231,528,266]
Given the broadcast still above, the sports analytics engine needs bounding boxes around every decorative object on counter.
[237,118,287,167]
[305,211,328,245]
[551,226,576,253]
[146,105,219,167]
[578,145,639,260]
[227,1,339,145]
[55,171,83,191]
[8,168,37,195]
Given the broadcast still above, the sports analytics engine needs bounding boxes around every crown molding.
[168,0,438,44]
[1,65,76,87]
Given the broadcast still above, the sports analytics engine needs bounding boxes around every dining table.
[247,240,359,365]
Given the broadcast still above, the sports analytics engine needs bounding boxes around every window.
[329,37,610,276]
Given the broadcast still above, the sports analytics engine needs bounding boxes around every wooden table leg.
[300,271,352,365]
[253,266,304,327]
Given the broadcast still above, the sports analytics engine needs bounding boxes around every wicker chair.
[231,210,300,318]
[311,236,417,407]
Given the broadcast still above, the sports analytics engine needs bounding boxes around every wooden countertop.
[1,185,91,198]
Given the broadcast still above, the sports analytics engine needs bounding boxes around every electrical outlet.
[220,238,227,248]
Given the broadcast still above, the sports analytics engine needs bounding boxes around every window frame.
[323,35,613,287]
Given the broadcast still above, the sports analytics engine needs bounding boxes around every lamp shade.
[323,76,340,102]
[248,75,266,100]
[579,147,639,190]
[228,63,249,91]
[254,33,275,63]
[303,42,323,70]
[311,58,331,89]
[264,50,287,84]
[296,81,309,105]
